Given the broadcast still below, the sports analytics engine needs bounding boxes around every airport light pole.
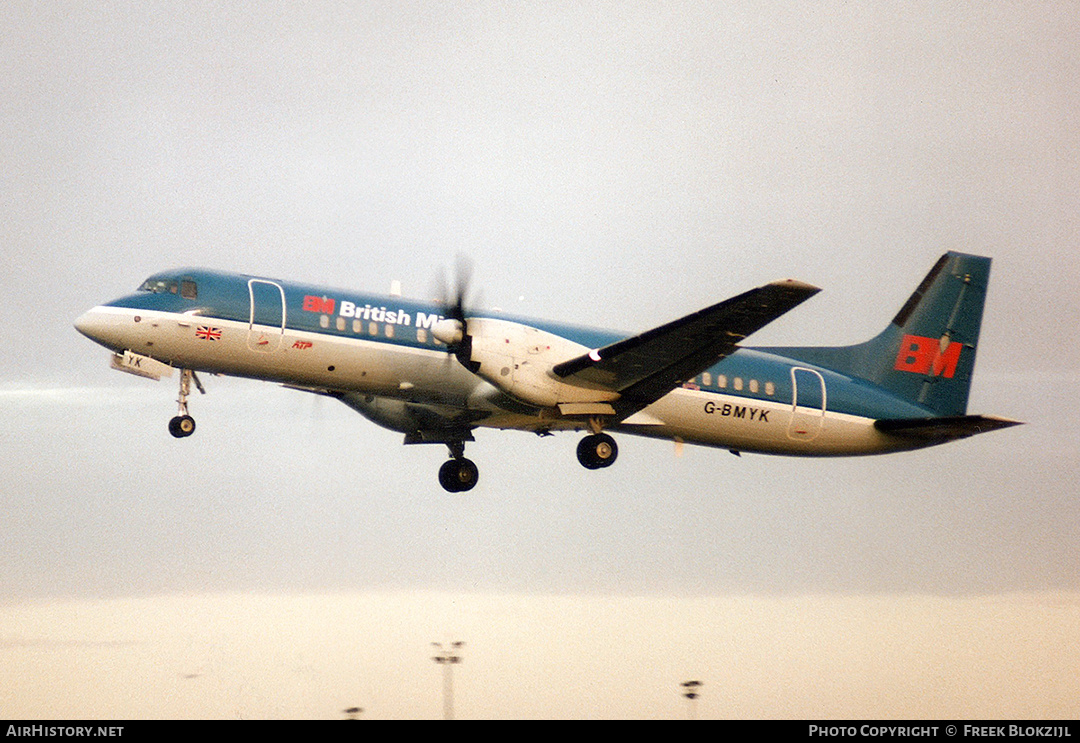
[681,680,702,719]
[431,641,464,719]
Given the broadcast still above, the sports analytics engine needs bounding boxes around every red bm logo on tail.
[894,334,962,378]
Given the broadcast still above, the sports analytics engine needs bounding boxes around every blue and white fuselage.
[75,253,1020,491]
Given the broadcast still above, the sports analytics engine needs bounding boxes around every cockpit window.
[138,278,198,300]
[139,279,178,294]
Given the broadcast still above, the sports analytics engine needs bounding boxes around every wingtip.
[768,278,821,293]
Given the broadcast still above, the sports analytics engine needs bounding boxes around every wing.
[288,386,483,444]
[553,279,820,418]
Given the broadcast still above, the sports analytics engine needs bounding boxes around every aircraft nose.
[74,307,113,346]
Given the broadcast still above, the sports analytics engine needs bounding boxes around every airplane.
[74,251,1021,492]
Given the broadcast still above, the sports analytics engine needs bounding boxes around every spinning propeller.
[432,258,480,374]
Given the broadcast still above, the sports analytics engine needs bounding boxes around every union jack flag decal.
[195,326,222,341]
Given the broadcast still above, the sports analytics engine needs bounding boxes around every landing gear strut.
[577,432,619,469]
[438,441,479,493]
[168,369,203,439]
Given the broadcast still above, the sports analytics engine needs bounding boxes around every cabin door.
[788,367,826,441]
[247,279,286,352]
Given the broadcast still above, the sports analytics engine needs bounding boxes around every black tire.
[439,458,479,493]
[169,415,196,438]
[577,433,618,469]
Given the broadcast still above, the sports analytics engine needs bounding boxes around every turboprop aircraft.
[75,251,1020,492]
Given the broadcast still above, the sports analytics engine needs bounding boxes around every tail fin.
[766,252,992,417]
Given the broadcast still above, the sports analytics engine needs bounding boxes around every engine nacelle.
[431,318,465,346]
[463,317,618,409]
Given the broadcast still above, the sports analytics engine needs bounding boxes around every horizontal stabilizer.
[874,414,1022,443]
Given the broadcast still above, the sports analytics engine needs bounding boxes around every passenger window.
[717,375,727,389]
[702,373,712,387]
[765,381,776,396]
[734,377,744,391]
[750,379,759,394]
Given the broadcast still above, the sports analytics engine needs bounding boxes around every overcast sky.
[1,1,1078,718]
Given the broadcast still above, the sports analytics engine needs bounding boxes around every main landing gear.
[434,431,619,492]
[168,369,203,439]
[438,441,479,493]
[576,432,619,469]
[575,416,619,470]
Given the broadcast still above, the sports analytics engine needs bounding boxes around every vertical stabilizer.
[764,252,992,417]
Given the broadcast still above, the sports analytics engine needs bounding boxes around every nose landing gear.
[168,414,196,438]
[168,369,204,439]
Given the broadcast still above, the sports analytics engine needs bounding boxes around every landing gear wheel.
[168,415,196,438]
[169,369,203,439]
[577,433,618,469]
[439,458,479,493]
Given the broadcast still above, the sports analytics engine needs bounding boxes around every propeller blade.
[432,256,480,373]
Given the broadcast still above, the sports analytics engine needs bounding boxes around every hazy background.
[1,1,1077,719]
